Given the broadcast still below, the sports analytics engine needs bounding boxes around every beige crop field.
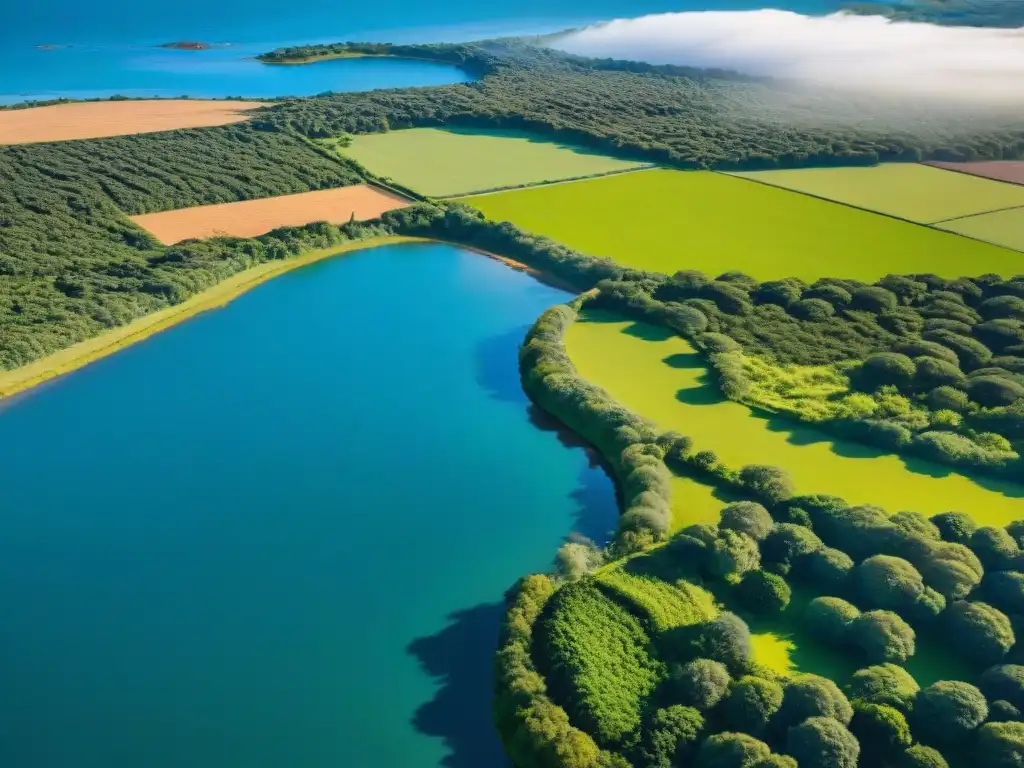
[0,99,266,144]
[130,185,410,245]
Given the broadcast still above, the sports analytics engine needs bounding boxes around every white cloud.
[553,10,1024,106]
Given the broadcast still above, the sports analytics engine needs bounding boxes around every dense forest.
[843,0,1024,27]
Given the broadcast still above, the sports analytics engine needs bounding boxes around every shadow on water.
[474,325,532,406]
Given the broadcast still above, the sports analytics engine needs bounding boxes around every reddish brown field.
[925,161,1024,187]
[130,185,410,245]
[0,100,265,144]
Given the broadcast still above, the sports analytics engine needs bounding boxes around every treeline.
[843,0,1024,28]
[258,41,498,78]
[254,40,1024,169]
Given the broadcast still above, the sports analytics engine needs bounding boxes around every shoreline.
[0,236,563,404]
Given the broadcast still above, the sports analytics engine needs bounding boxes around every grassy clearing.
[937,207,1024,253]
[670,474,734,530]
[596,569,716,632]
[338,127,648,197]
[727,163,1024,224]
[462,169,1018,282]
[564,310,1024,525]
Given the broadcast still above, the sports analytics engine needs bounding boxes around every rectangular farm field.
[937,207,1024,253]
[925,160,1024,187]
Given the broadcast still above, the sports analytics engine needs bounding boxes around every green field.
[938,206,1024,252]
[463,169,1019,281]
[338,127,648,197]
[728,163,1024,223]
[565,310,1024,526]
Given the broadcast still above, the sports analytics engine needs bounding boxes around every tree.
[931,511,978,544]
[738,465,794,505]
[805,597,860,645]
[856,555,925,612]
[928,385,970,412]
[640,705,705,768]
[846,663,920,714]
[720,502,774,541]
[798,547,854,591]
[849,700,912,760]
[709,530,761,579]
[736,570,792,614]
[976,721,1024,768]
[967,376,1024,407]
[979,664,1024,712]
[913,681,989,747]
[920,543,983,601]
[696,613,753,674]
[786,716,860,768]
[901,744,949,768]
[752,756,796,768]
[988,700,1022,723]
[849,610,916,664]
[671,659,731,711]
[555,541,603,581]
[945,600,1015,666]
[761,524,824,574]
[915,356,967,390]
[857,352,917,390]
[696,732,772,768]
[723,676,784,738]
[972,527,1021,571]
[776,674,853,730]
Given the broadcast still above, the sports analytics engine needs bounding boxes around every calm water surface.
[0,243,618,768]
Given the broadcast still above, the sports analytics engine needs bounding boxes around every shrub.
[972,527,1021,570]
[805,596,860,645]
[967,375,1024,407]
[849,701,912,759]
[920,543,984,600]
[804,283,852,307]
[857,353,917,390]
[931,511,978,544]
[694,613,753,675]
[709,530,761,579]
[976,721,1024,768]
[981,571,1024,616]
[720,502,774,541]
[761,523,824,574]
[738,465,794,505]
[895,339,960,365]
[703,281,752,315]
[797,547,854,591]
[980,295,1024,320]
[979,664,1024,711]
[891,510,942,541]
[914,681,989,747]
[923,329,993,371]
[723,676,783,738]
[698,332,740,353]
[988,700,1023,722]
[671,659,731,711]
[791,298,835,321]
[737,570,791,614]
[974,318,1024,351]
[851,285,898,313]
[914,356,967,390]
[928,385,970,411]
[752,756,796,768]
[846,663,919,713]
[641,705,705,768]
[850,610,916,664]
[776,674,853,729]
[786,716,860,768]
[946,600,1016,665]
[696,732,771,768]
[901,744,949,768]
[856,555,925,612]
[754,280,802,308]
[812,504,894,561]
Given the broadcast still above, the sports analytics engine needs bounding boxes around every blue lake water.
[0,243,618,768]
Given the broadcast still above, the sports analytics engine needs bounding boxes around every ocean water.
[0,243,618,768]
[1,0,840,104]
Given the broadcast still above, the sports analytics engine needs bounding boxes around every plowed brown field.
[925,160,1024,187]
[0,99,265,144]
[130,185,411,245]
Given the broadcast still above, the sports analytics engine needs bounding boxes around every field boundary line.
[931,204,1024,225]
[449,165,659,201]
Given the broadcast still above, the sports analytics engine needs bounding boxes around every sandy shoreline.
[0,237,561,403]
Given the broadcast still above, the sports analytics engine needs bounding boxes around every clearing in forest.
[338,127,649,197]
[130,185,409,245]
[925,160,1024,187]
[936,207,1024,252]
[727,163,1024,223]
[563,310,1024,525]
[462,169,1018,282]
[0,100,265,144]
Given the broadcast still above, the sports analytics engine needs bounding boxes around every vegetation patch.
[461,169,1018,281]
[926,160,1024,187]
[937,208,1024,253]
[728,164,1024,224]
[337,127,648,197]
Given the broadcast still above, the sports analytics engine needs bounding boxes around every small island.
[159,41,213,51]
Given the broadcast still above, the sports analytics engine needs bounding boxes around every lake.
[0,243,618,768]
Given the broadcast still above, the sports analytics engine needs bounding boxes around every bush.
[913,680,989,747]
[754,280,802,308]
[736,570,792,614]
[695,613,753,675]
[846,663,920,713]
[850,610,916,664]
[976,721,1024,768]
[901,744,949,768]
[974,318,1024,351]
[752,756,796,768]
[856,555,925,612]
[980,295,1024,320]
[981,571,1024,616]
[857,352,917,390]
[641,705,705,768]
[972,527,1021,570]
[698,332,740,353]
[723,676,783,738]
[797,547,854,591]
[891,510,942,541]
[851,285,898,313]
[776,674,853,729]
[720,502,774,541]
[738,465,794,505]
[804,283,851,307]
[812,504,894,561]
[761,523,824,574]
[671,659,732,711]
[895,339,961,365]
[988,700,1023,722]
[923,329,992,371]
[709,530,761,579]
[946,600,1016,665]
[967,375,1024,407]
[696,732,771,768]
[920,542,984,600]
[792,298,835,321]
[786,716,860,768]
[979,664,1024,711]
[849,701,912,759]
[805,596,860,645]
[931,511,978,544]
[928,385,970,412]
[914,356,967,390]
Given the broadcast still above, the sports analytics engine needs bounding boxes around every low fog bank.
[552,10,1024,109]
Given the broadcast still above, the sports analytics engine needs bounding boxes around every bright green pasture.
[937,207,1024,253]
[728,163,1024,224]
[462,169,1019,282]
[338,127,647,197]
[565,310,1024,526]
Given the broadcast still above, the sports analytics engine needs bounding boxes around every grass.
[337,127,649,198]
[462,169,1019,282]
[937,207,1024,253]
[596,569,716,632]
[727,164,1024,224]
[563,310,1024,525]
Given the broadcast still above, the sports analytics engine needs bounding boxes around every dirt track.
[0,100,265,144]
[130,185,411,245]
[926,161,1024,187]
